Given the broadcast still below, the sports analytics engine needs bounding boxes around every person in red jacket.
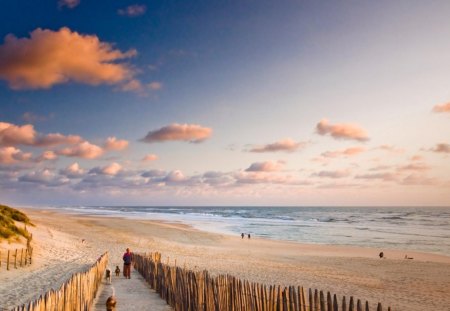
[122,248,133,279]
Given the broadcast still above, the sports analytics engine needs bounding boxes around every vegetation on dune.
[0,204,33,240]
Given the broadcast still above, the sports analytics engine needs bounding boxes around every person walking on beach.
[241,233,244,239]
[248,233,251,239]
[123,248,133,279]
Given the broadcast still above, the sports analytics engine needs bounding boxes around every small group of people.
[241,232,251,239]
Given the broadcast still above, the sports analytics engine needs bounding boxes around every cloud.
[374,145,404,154]
[103,136,129,151]
[148,81,163,91]
[142,154,158,162]
[316,119,369,142]
[0,147,32,164]
[90,162,122,176]
[355,172,397,182]
[0,122,35,146]
[245,161,284,172]
[18,169,69,187]
[141,123,212,143]
[249,138,306,153]
[397,162,430,172]
[35,150,57,162]
[432,102,450,113]
[58,0,80,9]
[163,170,186,183]
[22,112,52,123]
[60,162,85,178]
[312,169,351,179]
[34,133,83,147]
[321,146,366,158]
[118,4,147,17]
[141,169,166,178]
[120,79,143,92]
[430,143,450,153]
[0,121,86,148]
[56,141,104,159]
[0,27,137,90]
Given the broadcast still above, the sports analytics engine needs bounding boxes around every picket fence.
[11,252,108,311]
[134,252,392,311]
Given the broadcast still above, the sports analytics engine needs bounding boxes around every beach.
[1,207,450,311]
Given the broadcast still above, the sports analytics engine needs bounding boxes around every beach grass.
[0,204,33,241]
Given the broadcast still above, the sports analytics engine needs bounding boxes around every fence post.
[20,249,24,267]
[377,303,382,311]
[7,250,10,270]
[14,249,18,269]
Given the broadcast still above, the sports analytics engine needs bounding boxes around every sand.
[1,207,449,311]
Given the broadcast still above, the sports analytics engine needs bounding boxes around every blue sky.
[0,0,449,206]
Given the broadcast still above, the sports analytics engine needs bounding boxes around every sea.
[49,206,450,256]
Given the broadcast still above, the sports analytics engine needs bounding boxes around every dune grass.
[0,204,33,241]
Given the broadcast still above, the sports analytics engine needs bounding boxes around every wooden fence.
[134,252,392,311]
[11,252,108,311]
[0,247,33,271]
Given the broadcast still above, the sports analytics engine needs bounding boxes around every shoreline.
[1,207,450,311]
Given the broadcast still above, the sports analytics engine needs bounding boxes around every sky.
[0,0,449,206]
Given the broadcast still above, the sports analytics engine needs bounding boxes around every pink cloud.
[142,154,158,162]
[0,122,35,146]
[430,143,450,153]
[60,162,85,178]
[0,27,137,89]
[56,141,104,159]
[312,169,351,179]
[120,79,143,92]
[374,145,404,154]
[397,162,430,172]
[245,160,284,172]
[249,138,306,153]
[118,4,147,17]
[432,102,450,113]
[58,0,80,9]
[316,119,369,142]
[104,136,129,151]
[36,150,57,162]
[0,147,32,164]
[34,133,83,147]
[148,81,163,91]
[321,146,366,158]
[101,163,122,176]
[141,123,212,143]
[355,172,397,182]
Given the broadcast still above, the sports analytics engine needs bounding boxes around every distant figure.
[248,233,251,239]
[379,251,384,259]
[241,233,244,239]
[115,266,120,276]
[123,248,133,279]
[404,254,414,259]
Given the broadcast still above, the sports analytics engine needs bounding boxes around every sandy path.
[92,268,172,311]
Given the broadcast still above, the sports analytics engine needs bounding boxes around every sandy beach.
[1,207,449,311]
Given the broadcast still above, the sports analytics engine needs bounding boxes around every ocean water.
[51,206,450,256]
